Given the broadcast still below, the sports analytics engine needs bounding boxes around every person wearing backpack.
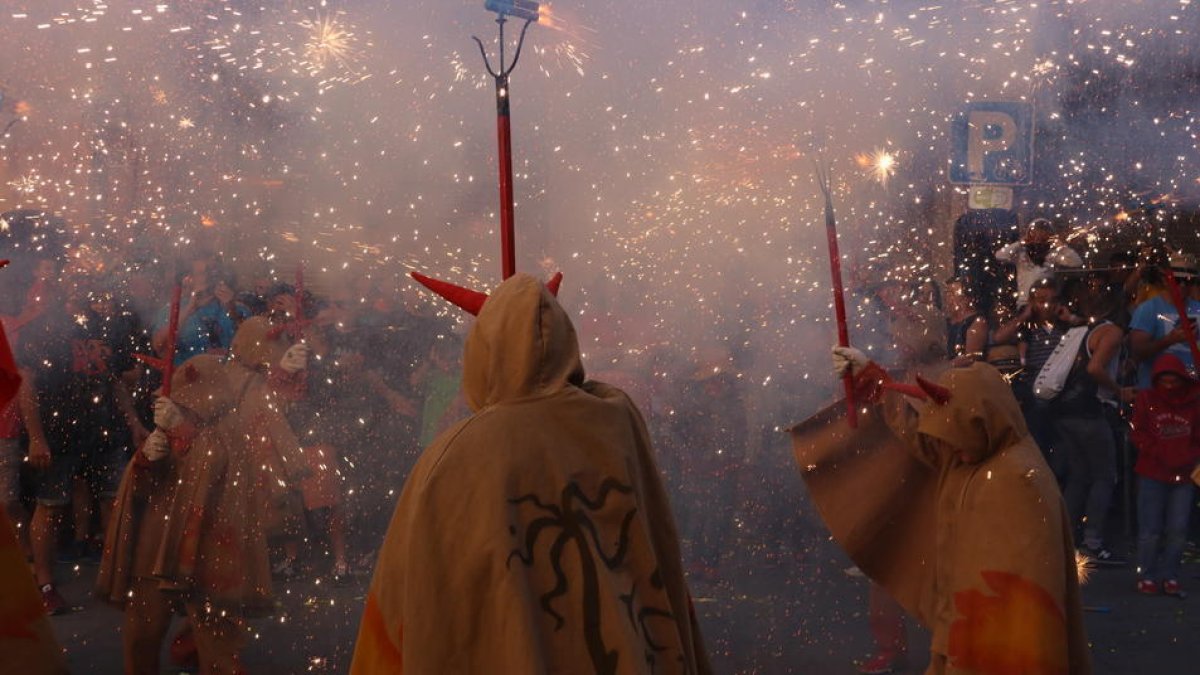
[1055,276,1133,565]
[993,279,1086,479]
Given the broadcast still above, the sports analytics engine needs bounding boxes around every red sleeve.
[852,362,890,405]
[0,320,20,408]
[267,366,308,401]
[167,421,199,455]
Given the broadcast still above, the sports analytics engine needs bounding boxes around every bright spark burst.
[534,4,593,78]
[178,117,195,129]
[1075,551,1093,585]
[8,173,41,194]
[855,148,897,186]
[300,13,360,76]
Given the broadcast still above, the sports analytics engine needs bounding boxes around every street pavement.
[45,525,1200,673]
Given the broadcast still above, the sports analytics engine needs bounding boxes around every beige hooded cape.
[0,507,67,674]
[96,318,307,617]
[351,274,710,674]
[0,321,66,674]
[792,363,1090,675]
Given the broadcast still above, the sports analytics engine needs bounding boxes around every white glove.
[141,429,170,462]
[279,343,312,374]
[832,345,870,377]
[153,397,185,431]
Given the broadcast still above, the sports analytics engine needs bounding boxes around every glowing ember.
[855,148,898,186]
[1075,551,1093,585]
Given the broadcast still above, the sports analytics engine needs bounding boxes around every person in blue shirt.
[152,256,251,366]
[1129,254,1200,389]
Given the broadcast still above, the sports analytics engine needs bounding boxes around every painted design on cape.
[507,477,675,674]
[948,570,1069,675]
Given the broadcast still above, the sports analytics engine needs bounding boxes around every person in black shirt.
[993,279,1086,479]
[20,279,149,614]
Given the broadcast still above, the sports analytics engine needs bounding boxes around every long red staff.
[136,280,182,397]
[814,159,857,427]
[1163,267,1200,373]
[267,263,311,341]
[473,1,540,280]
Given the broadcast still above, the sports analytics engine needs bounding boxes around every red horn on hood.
[881,381,929,401]
[545,271,563,297]
[411,272,489,316]
[916,375,953,405]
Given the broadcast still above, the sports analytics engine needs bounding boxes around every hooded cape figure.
[351,273,710,675]
[792,361,1090,675]
[152,316,307,614]
[97,316,307,674]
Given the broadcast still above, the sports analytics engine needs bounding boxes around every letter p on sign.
[950,102,1033,186]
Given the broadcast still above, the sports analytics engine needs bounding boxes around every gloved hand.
[153,397,185,431]
[832,345,870,377]
[141,429,170,462]
[279,343,312,374]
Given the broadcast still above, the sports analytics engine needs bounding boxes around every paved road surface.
[45,531,1200,673]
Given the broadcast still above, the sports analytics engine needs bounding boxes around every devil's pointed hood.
[462,273,585,411]
[915,362,1029,465]
[794,360,1089,673]
[352,272,710,675]
[230,316,289,372]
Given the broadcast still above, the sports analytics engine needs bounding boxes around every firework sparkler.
[855,148,897,187]
[300,12,361,77]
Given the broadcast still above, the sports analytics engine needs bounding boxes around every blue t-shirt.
[154,300,250,365]
[1129,294,1200,388]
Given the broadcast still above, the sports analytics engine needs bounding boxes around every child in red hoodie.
[1131,353,1200,596]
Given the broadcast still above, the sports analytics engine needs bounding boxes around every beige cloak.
[351,274,710,674]
[0,507,67,674]
[792,363,1090,675]
[128,317,305,617]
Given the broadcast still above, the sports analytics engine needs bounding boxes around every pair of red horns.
[882,375,953,405]
[411,271,563,316]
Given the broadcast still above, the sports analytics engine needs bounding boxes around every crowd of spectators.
[947,216,1200,595]
[1,233,460,619]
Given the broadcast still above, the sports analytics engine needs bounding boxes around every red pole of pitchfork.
[473,3,538,280]
[137,281,182,397]
[160,283,182,397]
[267,263,311,341]
[1164,268,1200,373]
[814,160,857,428]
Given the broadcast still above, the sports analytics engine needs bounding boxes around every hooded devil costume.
[96,316,308,674]
[792,360,1090,675]
[351,272,710,675]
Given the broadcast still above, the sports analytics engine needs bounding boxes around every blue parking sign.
[949,102,1034,185]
